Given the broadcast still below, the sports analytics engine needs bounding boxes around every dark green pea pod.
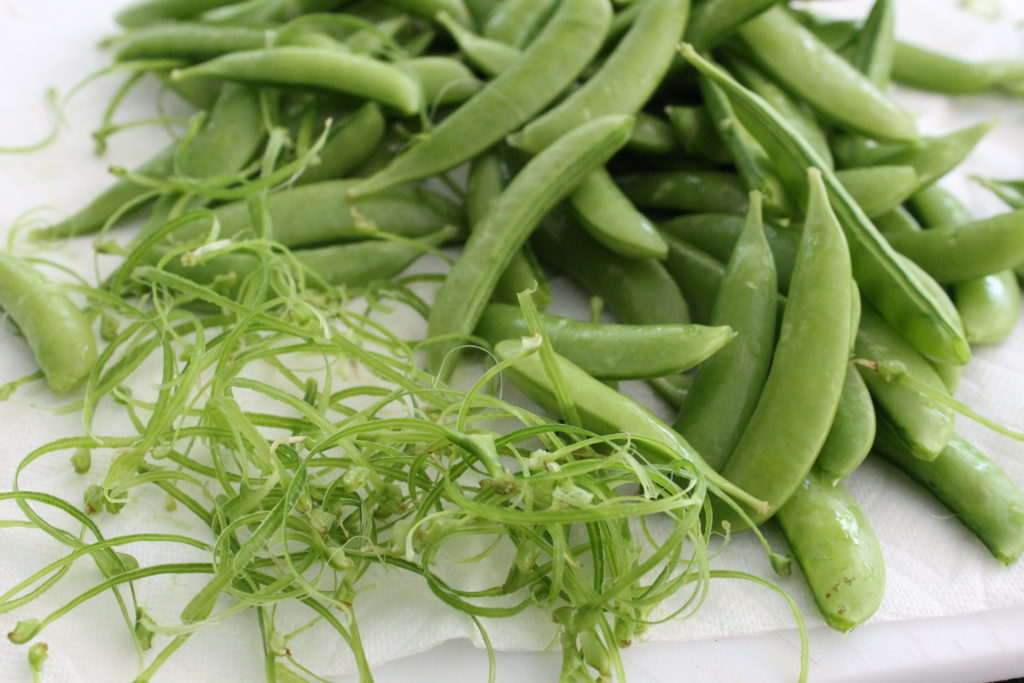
[116,0,240,27]
[872,121,994,190]
[775,472,886,632]
[684,0,781,51]
[618,170,749,215]
[533,214,691,326]
[661,235,726,325]
[297,103,385,185]
[875,429,1024,565]
[176,85,265,179]
[886,209,1024,284]
[482,0,557,47]
[738,7,917,142]
[682,45,969,366]
[405,56,484,107]
[476,303,733,381]
[833,165,918,218]
[664,105,732,165]
[815,368,876,485]
[673,194,777,471]
[855,304,954,461]
[570,168,669,260]
[627,112,678,156]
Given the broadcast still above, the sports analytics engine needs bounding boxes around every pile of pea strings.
[3,0,1024,681]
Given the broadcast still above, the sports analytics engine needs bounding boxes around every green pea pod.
[490,244,550,310]
[874,207,922,236]
[716,169,852,528]
[114,23,270,62]
[482,0,557,47]
[476,304,733,381]
[684,0,781,51]
[0,253,97,393]
[650,374,694,412]
[436,11,522,77]
[815,368,876,485]
[893,43,1024,96]
[298,102,385,185]
[873,121,994,190]
[664,105,732,165]
[775,472,885,632]
[738,7,917,142]
[405,56,484,107]
[833,165,918,218]
[426,115,633,374]
[855,304,954,461]
[673,193,777,471]
[172,47,424,115]
[875,429,1024,565]
[493,339,770,517]
[659,213,797,293]
[682,45,969,366]
[510,0,691,154]
[831,134,906,169]
[851,0,895,88]
[627,112,678,156]
[155,70,222,110]
[533,215,691,326]
[116,0,240,27]
[177,85,265,179]
[618,170,749,215]
[886,209,1024,284]
[162,180,463,249]
[570,168,668,260]
[351,0,612,196]
[661,235,726,325]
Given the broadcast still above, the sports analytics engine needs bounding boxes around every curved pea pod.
[0,253,97,393]
[893,43,1024,96]
[661,235,727,325]
[533,215,691,326]
[815,368,876,485]
[886,209,1024,284]
[659,213,797,293]
[426,115,633,375]
[874,122,994,190]
[775,472,886,632]
[482,0,557,47]
[510,0,691,154]
[351,0,613,197]
[684,0,780,51]
[570,168,668,260]
[875,429,1024,565]
[664,105,732,165]
[164,180,464,249]
[436,11,521,77]
[855,304,954,462]
[627,112,678,156]
[172,47,423,115]
[177,84,265,179]
[834,166,918,218]
[716,169,852,528]
[738,7,917,142]
[114,23,269,62]
[682,46,969,366]
[297,103,385,185]
[476,304,732,381]
[673,194,777,471]
[405,56,484,107]
[116,0,239,27]
[618,170,749,215]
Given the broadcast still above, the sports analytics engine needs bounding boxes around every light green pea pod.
[177,84,265,179]
[569,168,669,260]
[874,121,994,190]
[874,207,922,236]
[113,23,270,62]
[116,0,239,27]
[814,368,876,484]
[298,102,385,185]
[482,0,558,47]
[664,105,732,164]
[851,0,895,88]
[436,12,522,77]
[833,165,918,218]
[404,56,484,107]
[684,0,781,51]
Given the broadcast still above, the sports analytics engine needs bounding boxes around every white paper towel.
[0,1,1023,681]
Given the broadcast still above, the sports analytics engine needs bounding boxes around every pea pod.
[570,168,668,260]
[426,115,633,374]
[718,169,853,527]
[351,0,613,197]
[738,7,917,142]
[405,56,484,106]
[775,472,885,632]
[874,207,922,236]
[875,428,1024,565]
[476,304,733,381]
[627,112,678,156]
[850,0,895,88]
[872,122,994,190]
[661,235,727,325]
[682,46,969,366]
[650,374,694,412]
[834,166,919,218]
[664,105,732,165]
[673,194,777,471]
[482,0,557,48]
[510,0,691,154]
[618,170,749,215]
[684,0,781,51]
[172,47,424,115]
[114,23,270,62]
[0,253,97,393]
[116,0,240,27]
[297,103,385,185]
[176,85,265,179]
[814,368,876,485]
[436,11,521,77]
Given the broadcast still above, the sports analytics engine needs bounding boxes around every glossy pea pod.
[660,235,728,325]
[350,0,613,197]
[672,193,778,471]
[172,47,424,115]
[874,424,1024,565]
[466,150,551,309]
[476,304,733,381]
[569,168,668,260]
[716,169,853,528]
[737,7,917,142]
[814,367,876,484]
[0,253,97,393]
[683,46,969,366]
[426,115,633,375]
[910,186,1020,346]
[533,215,691,327]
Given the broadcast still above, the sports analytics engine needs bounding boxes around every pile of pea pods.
[20,0,1024,660]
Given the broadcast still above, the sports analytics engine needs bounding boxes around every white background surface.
[1,1,1024,681]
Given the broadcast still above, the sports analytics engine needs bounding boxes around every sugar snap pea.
[384,0,473,27]
[673,194,777,471]
[850,0,895,88]
[116,0,241,27]
[661,235,727,325]
[426,115,633,375]
[833,165,918,218]
[172,47,424,115]
[569,168,669,260]
[476,304,733,381]
[814,368,876,485]
[870,122,994,190]
[510,0,691,154]
[177,85,265,179]
[405,56,483,106]
[0,253,97,393]
[684,0,781,52]
[482,0,557,48]
[874,207,922,236]
[618,170,750,215]
[350,0,612,197]
[627,112,678,156]
[716,169,852,528]
[297,102,385,185]
[664,105,732,165]
[114,23,270,62]
[874,427,1024,565]
[436,11,521,77]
